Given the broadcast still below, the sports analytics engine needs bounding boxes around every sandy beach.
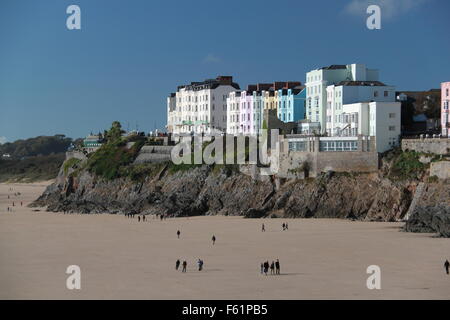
[0,181,449,300]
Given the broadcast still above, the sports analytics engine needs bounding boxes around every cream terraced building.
[167,76,240,135]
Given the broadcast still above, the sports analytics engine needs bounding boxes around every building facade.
[305,64,379,133]
[442,82,450,137]
[83,135,103,153]
[226,91,241,135]
[166,93,176,134]
[325,80,396,136]
[239,90,254,135]
[277,87,306,123]
[167,76,240,135]
[338,101,401,153]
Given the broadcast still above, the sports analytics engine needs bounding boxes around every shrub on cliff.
[122,162,166,182]
[63,158,81,175]
[86,139,144,180]
[389,150,426,180]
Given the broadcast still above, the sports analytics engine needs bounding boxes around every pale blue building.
[277,87,306,122]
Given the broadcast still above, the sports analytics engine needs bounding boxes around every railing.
[402,134,449,140]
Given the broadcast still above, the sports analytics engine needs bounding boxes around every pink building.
[442,82,450,137]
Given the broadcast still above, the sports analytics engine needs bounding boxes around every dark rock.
[31,161,449,227]
[405,205,450,237]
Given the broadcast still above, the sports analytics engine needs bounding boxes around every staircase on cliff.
[404,182,425,221]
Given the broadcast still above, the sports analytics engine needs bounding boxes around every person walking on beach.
[138,216,140,222]
[275,259,280,275]
[445,260,450,275]
[212,235,216,245]
[282,223,285,231]
[260,263,264,274]
[262,224,265,232]
[143,215,146,222]
[198,259,204,271]
[286,223,288,230]
[176,259,180,271]
[270,261,275,275]
[177,230,181,239]
[182,261,187,273]
[264,261,269,275]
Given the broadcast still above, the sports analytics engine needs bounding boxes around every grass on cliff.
[120,162,167,182]
[86,140,145,180]
[63,158,82,175]
[388,150,426,180]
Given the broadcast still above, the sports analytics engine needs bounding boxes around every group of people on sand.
[5,189,23,213]
[261,260,281,275]
[175,259,204,272]
[157,214,169,221]
[124,213,147,222]
[261,223,289,232]
[176,229,217,245]
[174,229,216,273]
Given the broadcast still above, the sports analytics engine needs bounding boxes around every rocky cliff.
[32,158,449,230]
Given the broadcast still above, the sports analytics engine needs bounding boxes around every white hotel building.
[167,76,240,135]
[305,64,379,133]
[305,64,401,153]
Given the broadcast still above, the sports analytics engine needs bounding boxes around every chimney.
[285,81,302,89]
[247,84,257,92]
[257,83,272,91]
[273,82,285,90]
[217,76,232,85]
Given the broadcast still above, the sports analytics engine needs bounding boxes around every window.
[374,91,379,97]
[319,140,358,152]
[384,91,388,97]
[389,113,396,118]
[288,141,307,152]
[389,126,396,131]
[447,89,449,97]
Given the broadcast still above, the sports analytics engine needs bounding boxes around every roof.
[320,65,347,70]
[177,76,240,91]
[336,80,387,87]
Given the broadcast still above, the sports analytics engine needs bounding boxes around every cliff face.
[32,161,448,223]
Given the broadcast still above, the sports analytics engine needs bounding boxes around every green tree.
[106,121,124,143]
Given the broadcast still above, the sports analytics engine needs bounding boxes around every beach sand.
[0,182,449,299]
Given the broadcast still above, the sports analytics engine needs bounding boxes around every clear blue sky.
[1,0,449,142]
